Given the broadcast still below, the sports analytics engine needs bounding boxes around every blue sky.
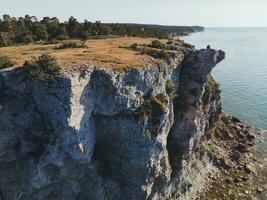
[2,0,267,27]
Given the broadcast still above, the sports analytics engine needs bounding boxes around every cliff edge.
[0,38,265,200]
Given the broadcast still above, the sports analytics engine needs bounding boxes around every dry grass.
[0,37,167,71]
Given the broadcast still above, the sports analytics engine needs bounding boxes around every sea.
[182,28,267,130]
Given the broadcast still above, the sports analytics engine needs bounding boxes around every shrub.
[130,43,138,49]
[166,80,177,98]
[55,41,86,50]
[148,40,166,49]
[158,50,173,61]
[24,53,60,81]
[141,48,172,60]
[0,55,14,69]
[134,103,153,119]
[135,93,168,119]
[202,76,220,105]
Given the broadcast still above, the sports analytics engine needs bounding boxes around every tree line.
[0,15,204,47]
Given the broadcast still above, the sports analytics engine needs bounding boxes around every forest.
[0,15,204,47]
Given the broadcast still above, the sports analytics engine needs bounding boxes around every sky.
[1,0,267,27]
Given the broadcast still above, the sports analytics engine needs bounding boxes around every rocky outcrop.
[0,46,240,200]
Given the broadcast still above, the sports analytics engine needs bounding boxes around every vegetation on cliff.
[0,55,14,69]
[24,53,60,81]
[135,93,169,119]
[124,39,190,62]
[165,80,177,99]
[202,75,220,106]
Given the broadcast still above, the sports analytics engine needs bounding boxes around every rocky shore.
[198,114,267,200]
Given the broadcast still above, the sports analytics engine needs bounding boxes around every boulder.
[232,150,242,161]
[244,163,257,175]
[232,117,242,123]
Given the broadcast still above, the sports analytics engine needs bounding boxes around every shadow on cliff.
[0,70,77,199]
[79,69,152,199]
[167,49,226,180]
[77,70,124,199]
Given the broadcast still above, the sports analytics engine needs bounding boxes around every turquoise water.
[182,28,267,129]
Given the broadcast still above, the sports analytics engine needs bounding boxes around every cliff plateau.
[0,43,264,200]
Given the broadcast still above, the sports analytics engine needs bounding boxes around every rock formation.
[0,45,264,200]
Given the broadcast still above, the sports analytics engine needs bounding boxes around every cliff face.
[0,48,225,200]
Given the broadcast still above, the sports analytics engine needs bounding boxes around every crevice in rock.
[167,60,191,179]
[167,100,189,179]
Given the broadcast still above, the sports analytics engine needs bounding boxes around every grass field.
[0,37,167,70]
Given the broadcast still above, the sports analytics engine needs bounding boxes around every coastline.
[181,28,267,130]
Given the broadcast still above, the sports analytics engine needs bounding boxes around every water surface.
[183,28,267,129]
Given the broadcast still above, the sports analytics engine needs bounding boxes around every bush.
[134,103,153,119]
[24,53,60,81]
[165,80,177,98]
[158,50,173,61]
[148,40,166,49]
[55,41,86,50]
[202,76,220,105]
[130,43,138,49]
[135,93,168,119]
[0,55,14,69]
[141,48,170,60]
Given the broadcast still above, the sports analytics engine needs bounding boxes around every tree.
[55,25,68,40]
[0,14,201,47]
[0,32,12,46]
[32,24,49,41]
[67,16,80,38]
[14,29,33,44]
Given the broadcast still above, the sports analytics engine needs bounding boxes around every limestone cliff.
[0,46,250,200]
